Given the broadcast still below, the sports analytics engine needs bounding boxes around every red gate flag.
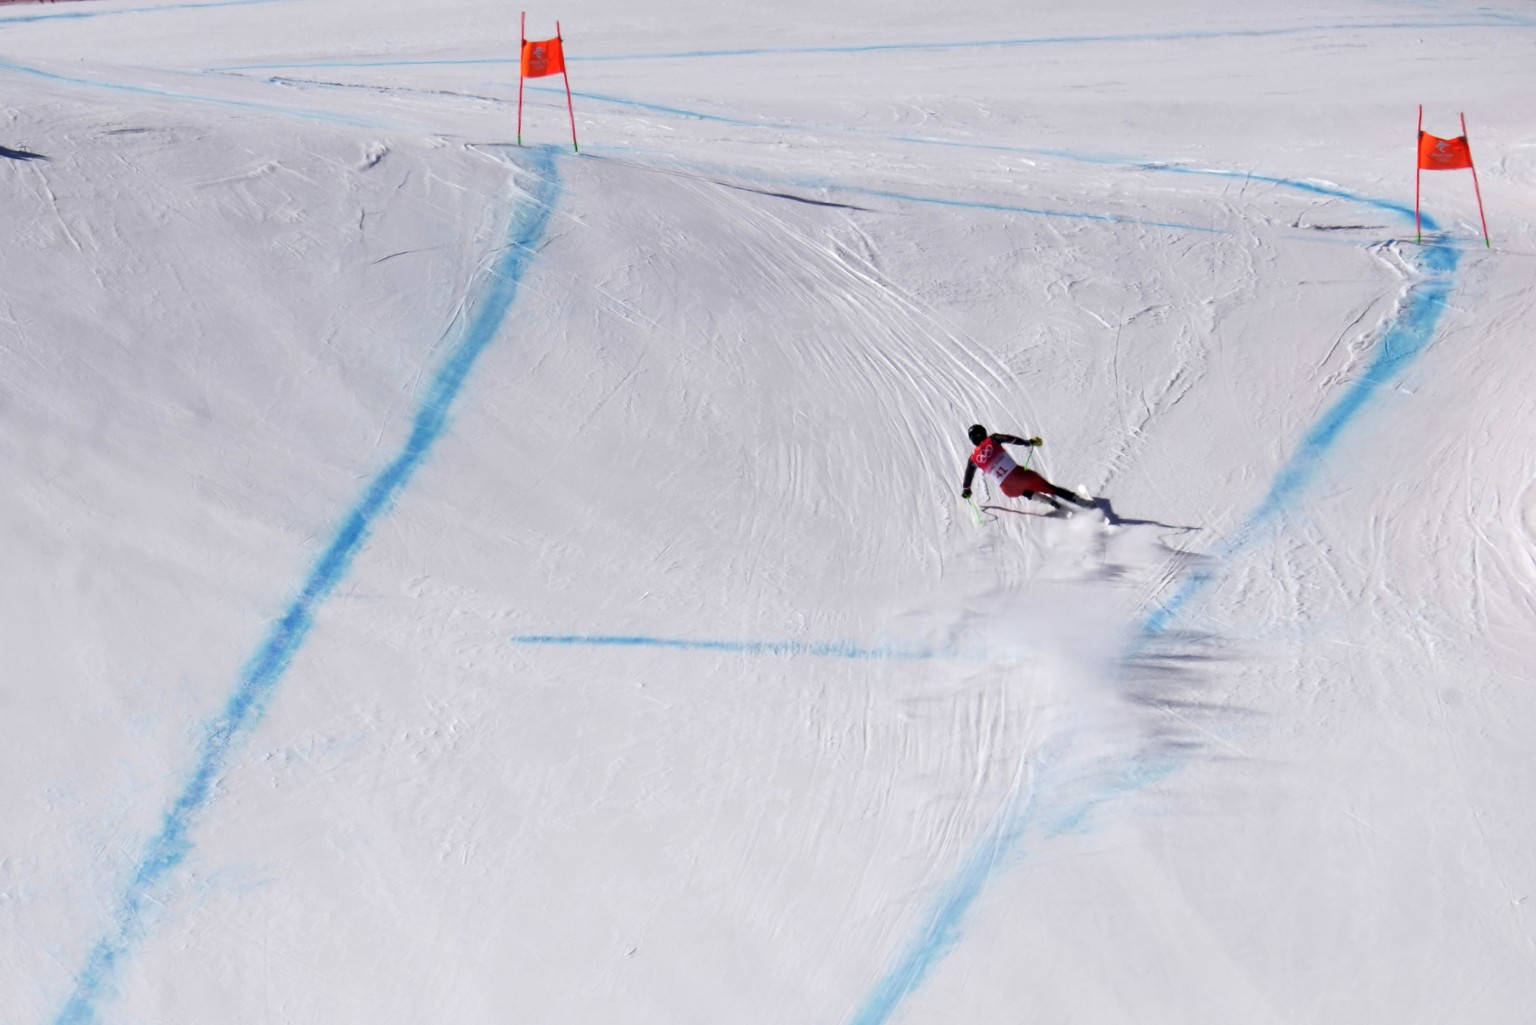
[1418,131,1472,171]
[521,36,565,78]
[1415,106,1488,248]
[517,13,578,152]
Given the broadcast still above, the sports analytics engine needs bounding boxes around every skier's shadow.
[981,497,1197,532]
[1091,497,1198,531]
[0,146,48,162]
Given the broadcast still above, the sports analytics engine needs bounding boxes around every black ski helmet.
[967,424,988,445]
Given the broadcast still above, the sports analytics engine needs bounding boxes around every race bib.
[971,439,1017,486]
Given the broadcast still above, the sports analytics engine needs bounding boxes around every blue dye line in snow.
[0,0,286,28]
[843,190,1464,1025]
[847,750,1187,1025]
[511,633,943,661]
[0,58,375,128]
[212,17,1536,70]
[49,148,562,1025]
[575,19,1536,61]
[836,184,1221,233]
[554,91,1222,232]
[556,91,1346,232]
[557,86,1119,168]
[217,54,522,73]
[565,86,761,127]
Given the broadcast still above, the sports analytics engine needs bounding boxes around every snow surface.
[3,0,1536,1022]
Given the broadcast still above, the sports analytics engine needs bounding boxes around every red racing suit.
[964,434,1061,500]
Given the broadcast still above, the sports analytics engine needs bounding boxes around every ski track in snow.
[48,147,562,1025]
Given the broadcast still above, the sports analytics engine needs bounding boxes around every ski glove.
[1028,437,1043,446]
[961,488,972,500]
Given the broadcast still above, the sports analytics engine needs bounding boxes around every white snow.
[3,0,1535,1022]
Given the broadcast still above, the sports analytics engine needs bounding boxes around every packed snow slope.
[3,1,1535,1022]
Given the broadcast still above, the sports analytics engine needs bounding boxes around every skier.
[960,424,1092,511]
